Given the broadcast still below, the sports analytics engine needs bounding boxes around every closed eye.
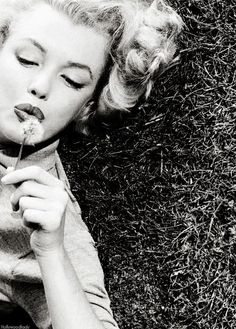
[17,56,38,66]
[61,74,84,90]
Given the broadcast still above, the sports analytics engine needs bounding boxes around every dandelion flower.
[21,117,44,145]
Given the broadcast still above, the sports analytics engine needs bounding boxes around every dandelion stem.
[15,136,26,169]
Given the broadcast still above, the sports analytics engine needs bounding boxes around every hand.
[1,166,69,257]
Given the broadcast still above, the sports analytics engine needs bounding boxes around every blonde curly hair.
[0,0,183,134]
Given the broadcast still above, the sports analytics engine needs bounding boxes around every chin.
[21,120,45,145]
[0,129,20,145]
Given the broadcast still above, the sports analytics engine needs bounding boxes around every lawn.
[59,1,235,328]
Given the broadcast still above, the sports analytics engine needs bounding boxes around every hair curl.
[0,0,183,134]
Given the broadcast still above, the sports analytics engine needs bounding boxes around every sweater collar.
[0,139,59,172]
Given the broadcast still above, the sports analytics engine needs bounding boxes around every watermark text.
[1,325,30,329]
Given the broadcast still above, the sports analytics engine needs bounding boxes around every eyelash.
[17,56,84,91]
[17,56,38,66]
[61,74,84,90]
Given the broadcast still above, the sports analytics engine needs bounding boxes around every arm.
[36,246,104,329]
[1,166,113,329]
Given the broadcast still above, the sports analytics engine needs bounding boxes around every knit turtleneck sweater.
[0,141,118,329]
[0,140,62,279]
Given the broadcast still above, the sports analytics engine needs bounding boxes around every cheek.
[51,89,93,120]
[51,98,78,123]
[45,98,79,133]
[0,54,26,98]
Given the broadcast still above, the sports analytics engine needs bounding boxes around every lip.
[14,103,45,122]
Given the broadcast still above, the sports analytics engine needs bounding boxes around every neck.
[0,133,14,146]
[0,138,60,171]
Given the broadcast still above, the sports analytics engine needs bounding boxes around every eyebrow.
[65,62,93,81]
[23,38,93,81]
[24,38,46,54]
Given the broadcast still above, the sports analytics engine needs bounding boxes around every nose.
[27,73,51,101]
[28,88,47,100]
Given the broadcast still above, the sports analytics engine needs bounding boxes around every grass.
[59,1,235,328]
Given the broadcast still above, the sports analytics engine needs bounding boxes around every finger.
[6,166,15,174]
[19,196,50,213]
[11,181,57,210]
[1,166,64,188]
[23,209,63,231]
[19,196,66,215]
[22,209,46,230]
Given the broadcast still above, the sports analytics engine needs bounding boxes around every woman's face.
[0,3,108,145]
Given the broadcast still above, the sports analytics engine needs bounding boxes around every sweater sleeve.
[55,153,119,329]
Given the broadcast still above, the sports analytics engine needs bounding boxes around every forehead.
[9,3,108,78]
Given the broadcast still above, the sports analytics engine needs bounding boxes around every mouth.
[14,103,45,122]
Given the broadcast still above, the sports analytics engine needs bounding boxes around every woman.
[0,0,182,328]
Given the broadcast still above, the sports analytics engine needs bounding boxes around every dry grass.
[59,0,236,328]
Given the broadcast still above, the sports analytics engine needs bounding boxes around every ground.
[59,1,235,328]
[0,1,234,328]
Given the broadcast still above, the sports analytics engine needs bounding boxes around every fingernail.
[1,167,15,184]
[1,174,12,184]
[1,176,7,184]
